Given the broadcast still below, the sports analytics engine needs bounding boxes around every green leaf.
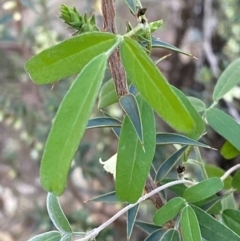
[40,54,107,195]
[213,58,240,102]
[98,79,118,108]
[232,170,240,192]
[86,117,121,129]
[171,86,205,139]
[25,32,117,84]
[47,193,72,233]
[205,164,232,189]
[192,205,240,241]
[120,36,198,138]
[135,221,161,234]
[89,191,119,203]
[153,197,186,226]
[221,192,236,210]
[187,96,206,113]
[160,229,180,241]
[156,133,211,149]
[120,94,143,144]
[221,141,240,159]
[206,108,240,151]
[181,206,201,241]
[127,204,139,239]
[28,231,61,241]
[152,37,194,57]
[60,234,72,241]
[161,178,187,196]
[155,146,188,182]
[144,230,166,241]
[222,209,240,236]
[183,177,224,203]
[116,94,156,203]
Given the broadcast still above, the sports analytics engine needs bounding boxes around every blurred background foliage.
[0,0,240,240]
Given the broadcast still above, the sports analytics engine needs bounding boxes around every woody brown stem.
[101,0,167,213]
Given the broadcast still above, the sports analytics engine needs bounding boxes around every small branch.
[221,164,240,181]
[75,179,194,241]
[102,0,128,97]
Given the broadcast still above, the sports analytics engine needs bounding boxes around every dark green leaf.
[156,133,211,149]
[222,209,240,236]
[160,229,180,241]
[205,164,232,189]
[120,36,198,138]
[155,146,188,182]
[206,108,240,151]
[183,177,223,203]
[89,191,119,203]
[144,229,166,241]
[124,0,141,14]
[116,95,156,203]
[25,32,117,84]
[181,206,201,241]
[192,205,240,241]
[28,231,61,241]
[40,54,107,195]
[98,79,118,108]
[129,84,139,95]
[232,170,240,192]
[120,94,143,143]
[221,141,240,159]
[135,221,161,234]
[153,197,185,226]
[127,204,139,239]
[86,117,121,129]
[213,58,240,102]
[47,193,72,233]
[187,97,206,113]
[152,37,194,57]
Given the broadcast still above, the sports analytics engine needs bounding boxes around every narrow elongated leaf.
[188,97,206,113]
[153,197,185,226]
[47,193,72,233]
[206,108,240,151]
[181,206,201,241]
[205,164,232,189]
[40,54,107,195]
[120,36,197,138]
[127,204,139,239]
[25,32,118,84]
[89,191,119,203]
[232,170,240,192]
[135,221,161,234]
[28,231,61,241]
[156,133,211,149]
[184,177,223,203]
[152,37,193,57]
[192,205,240,241]
[155,146,188,182]
[222,209,240,236]
[213,58,240,101]
[120,94,143,143]
[98,79,118,108]
[221,141,240,159]
[160,229,180,241]
[116,94,156,203]
[144,229,166,241]
[124,0,142,14]
[86,117,121,129]
[171,86,205,139]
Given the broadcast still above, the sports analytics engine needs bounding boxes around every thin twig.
[75,179,194,241]
[221,164,240,181]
